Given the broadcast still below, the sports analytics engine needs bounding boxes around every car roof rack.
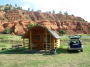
[68,35,81,39]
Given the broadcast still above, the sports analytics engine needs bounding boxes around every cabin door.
[44,35,51,50]
[32,34,43,50]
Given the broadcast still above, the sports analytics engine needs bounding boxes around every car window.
[70,39,80,43]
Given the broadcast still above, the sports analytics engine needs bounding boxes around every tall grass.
[0,34,89,67]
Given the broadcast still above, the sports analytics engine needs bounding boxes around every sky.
[0,0,90,22]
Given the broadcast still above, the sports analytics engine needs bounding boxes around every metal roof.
[48,29,60,39]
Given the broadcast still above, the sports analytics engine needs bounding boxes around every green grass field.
[0,34,90,67]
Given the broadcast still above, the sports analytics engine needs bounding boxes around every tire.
[67,49,70,52]
[80,49,83,52]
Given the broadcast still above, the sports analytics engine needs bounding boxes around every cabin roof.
[23,25,60,39]
[48,29,60,39]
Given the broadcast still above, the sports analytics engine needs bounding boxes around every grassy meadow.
[0,34,90,67]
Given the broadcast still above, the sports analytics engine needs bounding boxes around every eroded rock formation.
[0,10,90,35]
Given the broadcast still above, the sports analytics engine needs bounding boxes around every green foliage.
[16,7,22,10]
[37,10,42,12]
[59,30,66,35]
[4,4,12,11]
[15,4,17,7]
[27,23,40,29]
[3,28,12,34]
[59,11,62,14]
[4,6,11,12]
[64,11,68,16]
[27,23,35,29]
[49,11,51,14]
[31,9,34,11]
[5,4,10,6]
[28,8,30,11]
[1,4,22,11]
[52,10,55,14]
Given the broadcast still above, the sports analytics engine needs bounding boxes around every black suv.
[68,35,83,52]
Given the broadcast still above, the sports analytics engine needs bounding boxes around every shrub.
[3,28,12,34]
[27,23,35,29]
[59,30,66,35]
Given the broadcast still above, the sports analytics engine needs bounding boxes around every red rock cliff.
[0,10,90,35]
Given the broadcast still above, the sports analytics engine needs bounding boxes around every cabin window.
[33,35,40,40]
[47,35,50,43]
[44,35,50,43]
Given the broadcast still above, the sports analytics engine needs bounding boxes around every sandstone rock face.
[0,10,90,35]
[13,23,25,35]
[0,25,4,32]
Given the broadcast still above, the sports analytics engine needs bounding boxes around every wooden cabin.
[23,25,60,50]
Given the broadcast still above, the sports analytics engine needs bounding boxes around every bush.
[27,23,35,29]
[3,28,12,34]
[27,23,41,30]
[59,30,66,35]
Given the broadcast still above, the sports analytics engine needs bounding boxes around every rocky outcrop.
[0,10,90,35]
[0,25,4,32]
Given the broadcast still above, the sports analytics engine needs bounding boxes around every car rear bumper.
[68,48,83,50]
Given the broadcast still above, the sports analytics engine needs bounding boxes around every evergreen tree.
[52,10,55,14]
[64,11,68,16]
[28,8,30,11]
[59,11,62,14]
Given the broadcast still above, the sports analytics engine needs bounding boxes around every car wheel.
[67,49,70,52]
[80,49,83,52]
